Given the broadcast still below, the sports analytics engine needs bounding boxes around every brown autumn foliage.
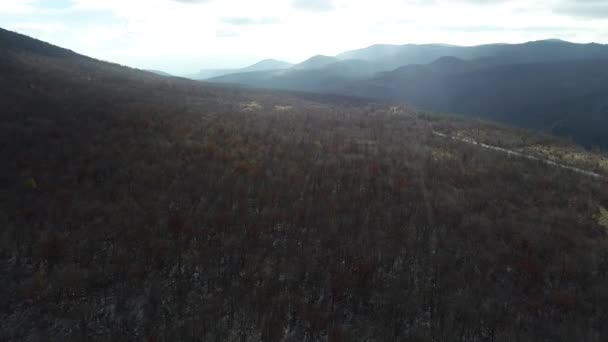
[1,28,608,341]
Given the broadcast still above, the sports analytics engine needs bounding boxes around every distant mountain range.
[204,39,608,149]
[292,55,340,70]
[335,39,608,69]
[190,59,292,80]
[200,39,608,81]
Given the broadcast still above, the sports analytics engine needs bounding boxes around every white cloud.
[292,0,335,12]
[554,0,608,19]
[0,0,36,14]
[221,17,281,25]
[9,22,67,36]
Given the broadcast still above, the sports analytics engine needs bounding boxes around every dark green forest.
[2,28,608,341]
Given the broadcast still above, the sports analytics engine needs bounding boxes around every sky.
[1,0,607,75]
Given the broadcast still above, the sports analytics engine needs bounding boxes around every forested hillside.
[2,28,608,341]
[344,58,608,149]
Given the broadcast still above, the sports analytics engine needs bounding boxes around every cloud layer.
[222,17,280,25]
[292,0,335,12]
[554,0,608,18]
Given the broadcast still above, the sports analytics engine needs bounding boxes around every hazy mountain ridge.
[190,58,292,80]
[337,39,608,69]
[207,39,608,86]
[206,39,608,150]
[292,55,341,70]
[240,58,293,72]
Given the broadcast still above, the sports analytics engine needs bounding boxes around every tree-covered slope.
[2,28,608,341]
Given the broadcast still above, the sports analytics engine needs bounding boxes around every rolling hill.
[337,39,608,70]
[208,39,608,83]
[206,40,608,150]
[209,58,383,91]
[342,57,608,149]
[2,27,608,341]
[190,58,292,80]
[292,55,341,70]
[242,58,293,72]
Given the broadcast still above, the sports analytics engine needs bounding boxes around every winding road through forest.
[432,131,604,179]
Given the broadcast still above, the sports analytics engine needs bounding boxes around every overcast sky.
[1,0,607,74]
